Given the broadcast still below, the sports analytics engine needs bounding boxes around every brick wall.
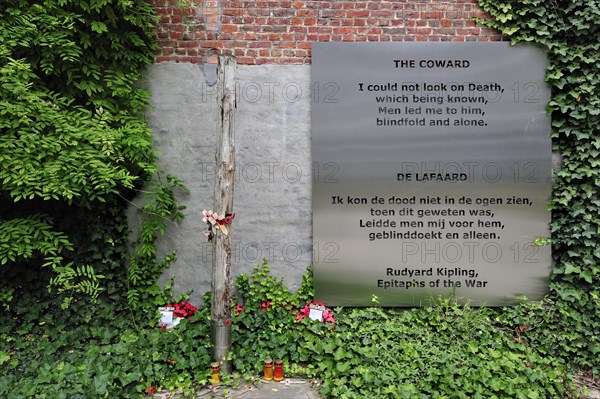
[150,0,501,64]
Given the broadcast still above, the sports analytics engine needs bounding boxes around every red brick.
[296,9,313,16]
[279,41,297,48]
[345,10,369,17]
[438,27,458,35]
[223,8,241,16]
[289,26,308,33]
[222,24,238,32]
[421,11,444,19]
[402,11,419,19]
[237,57,256,64]
[200,40,223,48]
[333,26,354,34]
[457,27,481,35]
[155,7,173,15]
[276,57,304,64]
[248,41,272,48]
[155,55,178,62]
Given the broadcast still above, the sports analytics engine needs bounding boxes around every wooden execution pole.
[211,55,236,372]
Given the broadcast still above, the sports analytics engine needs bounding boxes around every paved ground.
[148,379,322,399]
[149,374,600,398]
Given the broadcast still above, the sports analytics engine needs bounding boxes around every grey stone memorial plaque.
[312,42,552,306]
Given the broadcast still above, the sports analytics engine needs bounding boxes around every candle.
[273,359,284,381]
[210,362,220,384]
[263,358,274,381]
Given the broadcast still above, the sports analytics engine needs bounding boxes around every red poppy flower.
[235,304,245,316]
[165,301,197,319]
[225,213,236,224]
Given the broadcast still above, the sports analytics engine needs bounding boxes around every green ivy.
[228,264,576,398]
[476,0,600,372]
[0,0,182,312]
[0,204,212,398]
[127,172,188,316]
[0,1,198,395]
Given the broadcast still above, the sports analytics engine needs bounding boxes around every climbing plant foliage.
[0,1,201,395]
[0,0,182,310]
[476,0,600,371]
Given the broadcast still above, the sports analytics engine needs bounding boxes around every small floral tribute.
[167,301,198,319]
[158,301,197,329]
[202,209,235,241]
[295,301,336,328]
[232,299,336,331]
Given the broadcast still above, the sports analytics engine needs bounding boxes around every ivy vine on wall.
[476,0,600,369]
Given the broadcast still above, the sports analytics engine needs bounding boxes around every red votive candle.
[273,359,284,381]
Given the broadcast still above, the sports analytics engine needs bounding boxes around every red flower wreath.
[295,301,336,329]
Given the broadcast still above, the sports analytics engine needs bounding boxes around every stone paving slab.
[148,379,323,399]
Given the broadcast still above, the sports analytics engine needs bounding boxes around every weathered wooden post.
[211,55,236,372]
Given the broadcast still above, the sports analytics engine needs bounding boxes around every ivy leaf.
[579,270,593,284]
[564,263,580,275]
[336,362,351,373]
